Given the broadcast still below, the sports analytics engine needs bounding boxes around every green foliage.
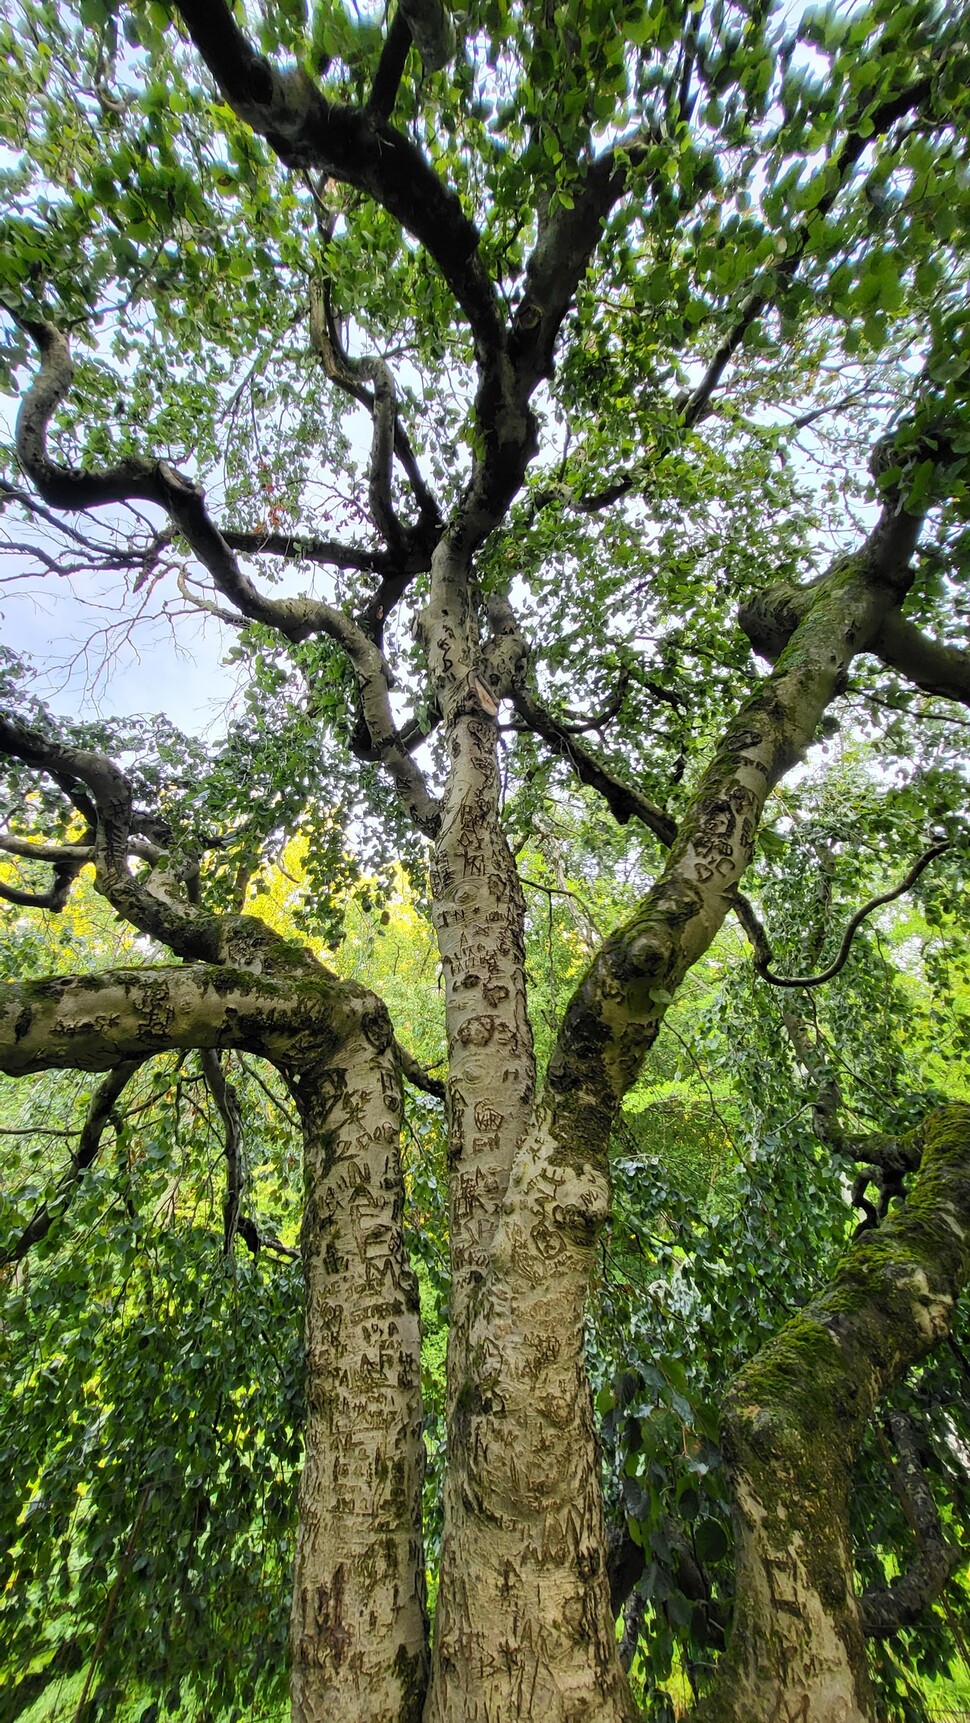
[0,1054,304,1721]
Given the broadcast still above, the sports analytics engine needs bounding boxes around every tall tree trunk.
[427,515,924,1718]
[697,1105,970,1723]
[430,707,535,1342]
[290,1016,428,1723]
[426,1105,637,1723]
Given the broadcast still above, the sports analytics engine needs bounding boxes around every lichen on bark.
[697,1105,970,1723]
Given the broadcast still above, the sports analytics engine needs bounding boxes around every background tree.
[1,1,970,1720]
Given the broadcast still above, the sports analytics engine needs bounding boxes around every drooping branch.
[676,73,939,432]
[0,863,82,911]
[511,685,678,847]
[0,1059,141,1267]
[0,710,232,961]
[734,840,949,989]
[480,593,679,845]
[530,75,951,523]
[200,1049,246,1254]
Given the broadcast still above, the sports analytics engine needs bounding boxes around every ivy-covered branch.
[697,1105,970,1723]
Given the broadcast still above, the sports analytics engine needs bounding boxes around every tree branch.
[738,840,948,989]
[705,1105,970,1721]
[308,273,441,545]
[0,962,369,1077]
[0,1059,141,1267]
[219,525,393,574]
[860,1410,964,1636]
[677,74,938,430]
[11,318,441,836]
[512,685,678,846]
[201,1049,246,1253]
[872,612,970,707]
[367,9,413,121]
[481,593,678,845]
[545,469,928,1121]
[396,1039,446,1099]
[169,0,503,357]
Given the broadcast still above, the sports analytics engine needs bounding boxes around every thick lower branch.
[0,964,367,1075]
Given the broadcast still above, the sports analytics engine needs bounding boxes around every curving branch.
[675,74,938,433]
[0,1059,142,1267]
[0,713,347,975]
[309,280,405,551]
[0,709,221,960]
[169,0,503,357]
[553,669,632,734]
[738,840,948,989]
[11,318,440,836]
[530,73,948,524]
[859,1410,963,1636]
[0,854,85,911]
[308,271,442,539]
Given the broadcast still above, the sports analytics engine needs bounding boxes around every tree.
[1,0,970,1719]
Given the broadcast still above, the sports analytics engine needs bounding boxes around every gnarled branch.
[11,318,440,836]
